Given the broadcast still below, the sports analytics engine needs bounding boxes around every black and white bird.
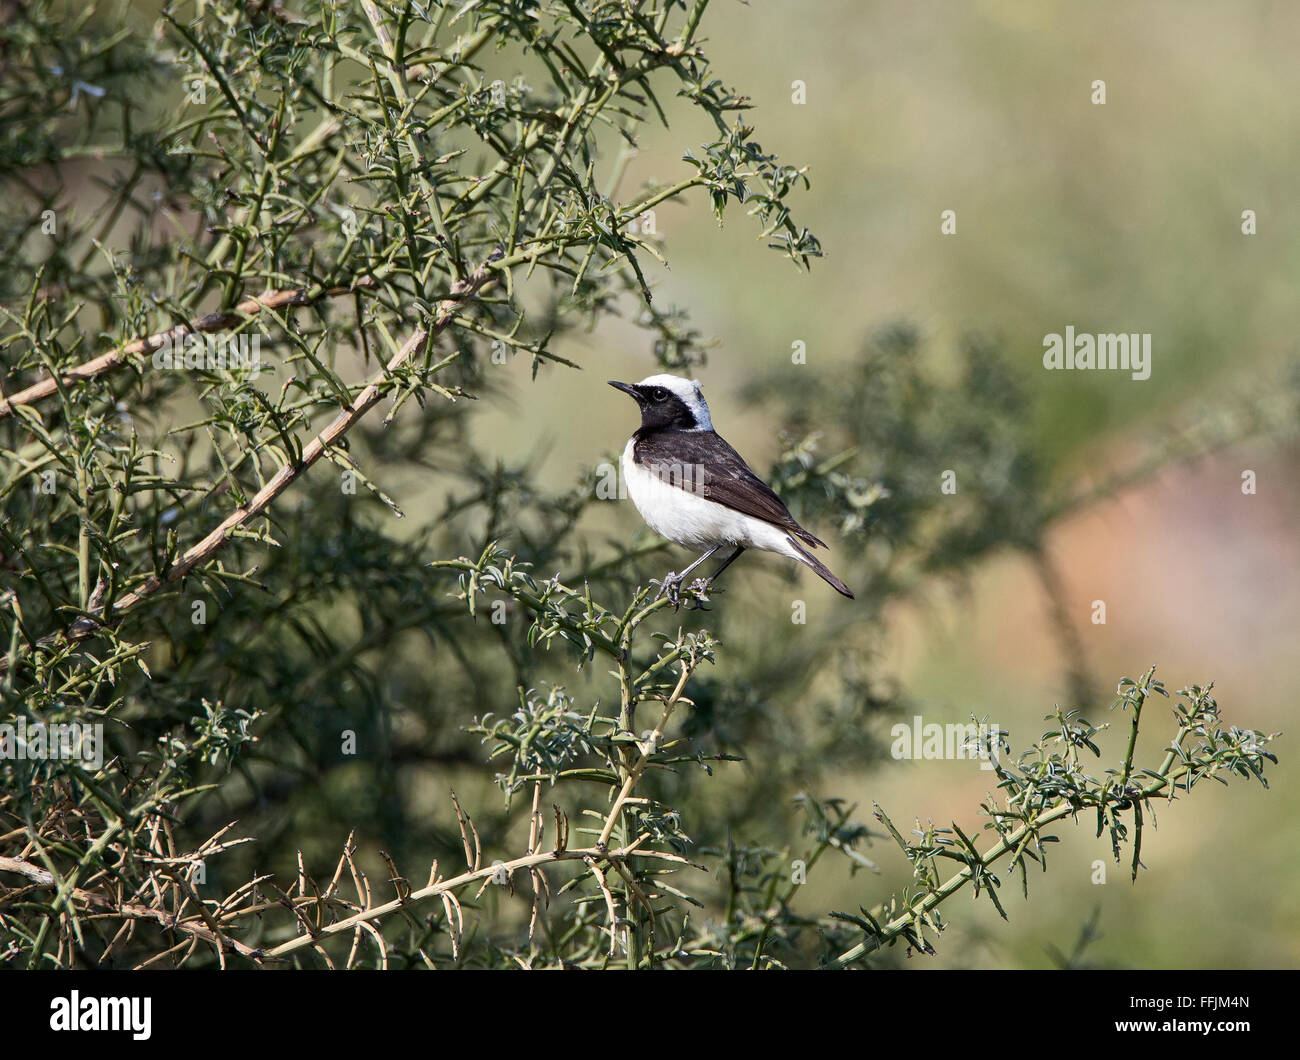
[609,374,853,606]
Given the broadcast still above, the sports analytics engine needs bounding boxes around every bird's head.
[608,374,713,432]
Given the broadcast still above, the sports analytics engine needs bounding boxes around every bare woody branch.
[263,840,698,962]
[0,854,264,962]
[0,278,377,418]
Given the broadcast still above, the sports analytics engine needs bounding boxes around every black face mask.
[609,382,701,431]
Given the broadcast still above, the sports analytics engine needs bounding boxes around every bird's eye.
[651,388,668,402]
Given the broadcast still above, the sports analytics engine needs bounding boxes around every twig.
[261,841,692,961]
[0,855,264,962]
[0,279,377,418]
[597,663,693,850]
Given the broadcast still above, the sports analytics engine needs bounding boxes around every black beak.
[607,380,640,399]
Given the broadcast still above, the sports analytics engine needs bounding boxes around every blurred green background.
[470,0,1300,967]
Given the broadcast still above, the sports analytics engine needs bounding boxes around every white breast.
[620,438,802,558]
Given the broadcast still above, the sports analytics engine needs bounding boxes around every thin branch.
[0,854,264,962]
[0,279,378,418]
[262,841,692,961]
[597,662,693,849]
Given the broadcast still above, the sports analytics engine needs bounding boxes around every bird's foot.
[652,571,685,609]
[682,578,721,611]
[652,573,724,611]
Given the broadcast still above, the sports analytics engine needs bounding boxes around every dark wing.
[634,429,826,549]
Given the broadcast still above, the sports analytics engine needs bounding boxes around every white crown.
[637,373,712,430]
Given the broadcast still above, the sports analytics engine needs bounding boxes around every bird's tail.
[788,538,854,599]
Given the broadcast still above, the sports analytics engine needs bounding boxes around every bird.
[608,374,853,607]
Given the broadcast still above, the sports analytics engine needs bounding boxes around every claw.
[652,571,724,612]
[683,577,717,611]
[654,571,684,609]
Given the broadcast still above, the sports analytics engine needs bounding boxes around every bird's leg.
[682,546,744,608]
[654,545,720,608]
[701,546,745,588]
